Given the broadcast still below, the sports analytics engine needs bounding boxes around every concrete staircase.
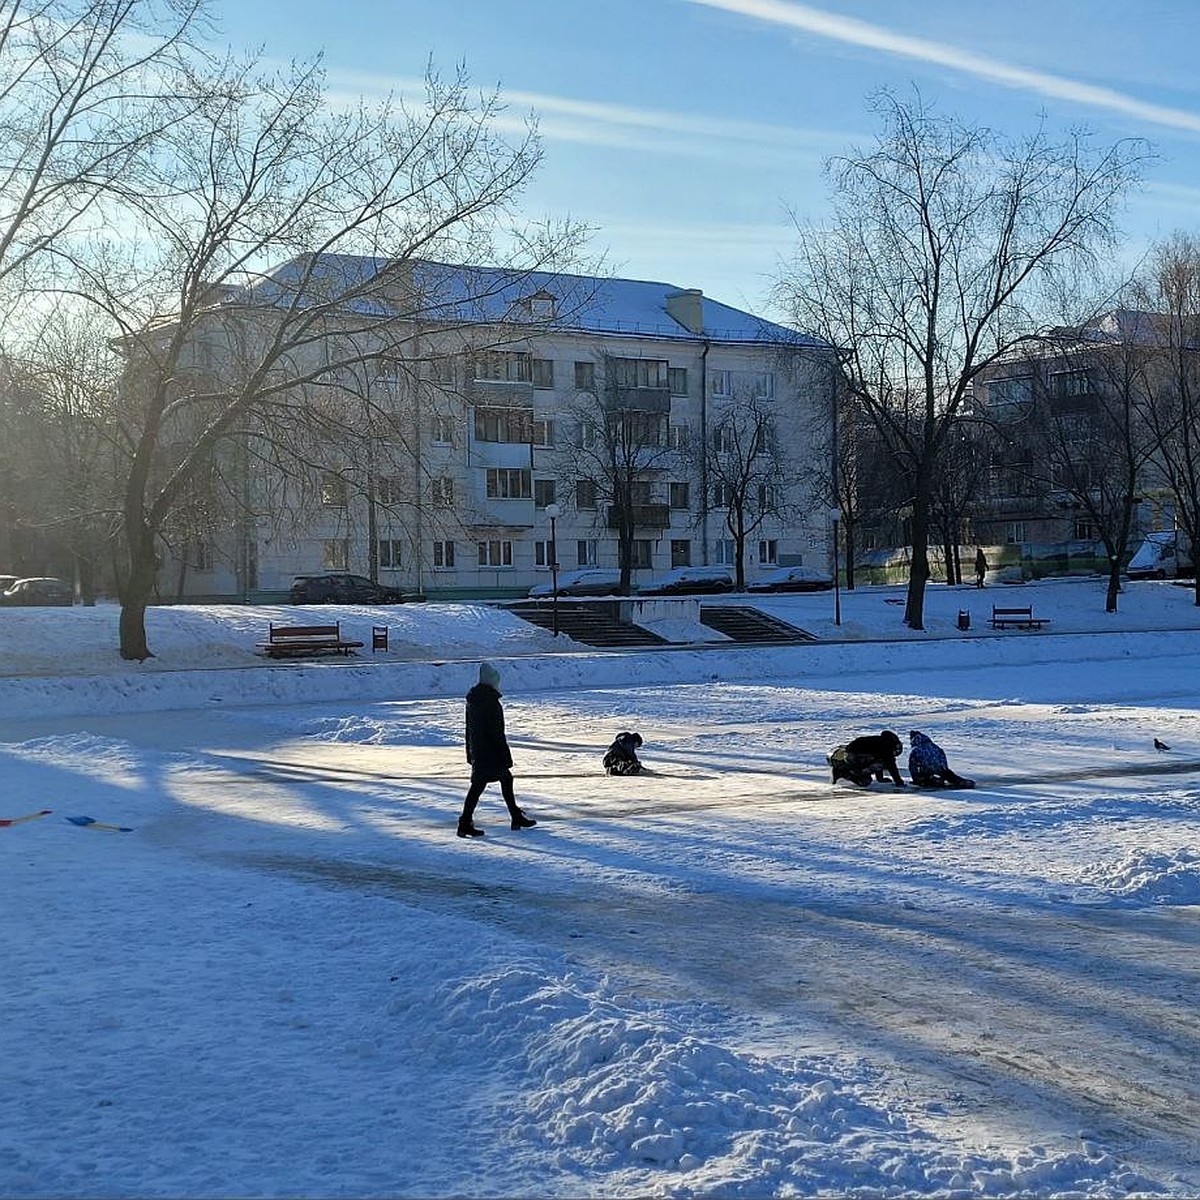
[507,600,668,647]
[699,605,816,644]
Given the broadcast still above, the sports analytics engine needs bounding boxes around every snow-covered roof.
[234,254,826,348]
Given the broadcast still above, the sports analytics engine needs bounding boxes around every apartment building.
[159,257,836,601]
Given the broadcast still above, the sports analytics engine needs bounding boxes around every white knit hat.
[479,661,501,689]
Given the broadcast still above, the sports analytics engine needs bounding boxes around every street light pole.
[828,508,842,627]
[545,502,561,637]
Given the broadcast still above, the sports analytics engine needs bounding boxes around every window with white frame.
[432,477,454,507]
[669,423,690,451]
[711,369,733,397]
[576,539,598,566]
[433,540,455,569]
[574,360,595,391]
[758,539,778,564]
[671,539,691,567]
[533,418,555,447]
[534,540,556,567]
[189,539,213,570]
[711,425,736,453]
[576,421,596,449]
[747,371,774,399]
[667,366,688,396]
[323,539,348,569]
[1073,517,1095,540]
[378,539,403,569]
[714,539,736,565]
[486,468,531,499]
[1006,522,1026,544]
[431,414,455,445]
[631,539,653,569]
[321,473,347,506]
[473,350,531,383]
[576,479,597,509]
[1051,369,1091,398]
[669,481,690,509]
[534,478,556,509]
[376,476,402,505]
[532,358,554,389]
[713,482,734,508]
[756,483,774,510]
[477,539,513,567]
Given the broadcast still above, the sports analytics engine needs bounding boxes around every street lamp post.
[828,508,842,627]
[545,502,561,637]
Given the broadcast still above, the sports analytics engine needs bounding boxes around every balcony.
[605,385,670,414]
[468,378,534,408]
[607,503,670,529]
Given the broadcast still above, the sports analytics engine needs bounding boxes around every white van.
[1126,531,1192,580]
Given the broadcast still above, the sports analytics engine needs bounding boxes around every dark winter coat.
[465,683,512,782]
[603,731,643,776]
[908,730,950,780]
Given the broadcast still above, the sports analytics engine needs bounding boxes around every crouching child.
[603,731,644,776]
[907,730,974,789]
[828,730,906,787]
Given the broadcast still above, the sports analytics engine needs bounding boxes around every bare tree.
[557,354,677,593]
[61,53,587,659]
[1133,234,1200,605]
[706,387,794,589]
[776,89,1145,628]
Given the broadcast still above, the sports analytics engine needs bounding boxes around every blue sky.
[212,0,1200,317]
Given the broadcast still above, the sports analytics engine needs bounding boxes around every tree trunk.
[904,486,933,630]
[1105,559,1122,613]
[118,514,158,661]
[844,517,856,590]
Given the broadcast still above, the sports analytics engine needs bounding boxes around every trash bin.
[957,609,970,631]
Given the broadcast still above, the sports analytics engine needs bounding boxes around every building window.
[534,478,557,509]
[714,539,736,565]
[486,468,532,499]
[432,415,455,445]
[576,421,596,449]
[576,478,597,509]
[713,482,733,508]
[631,539,653,569]
[668,366,688,396]
[759,539,778,564]
[534,540,556,567]
[323,539,348,570]
[432,477,454,507]
[189,540,213,570]
[671,539,691,567]
[532,358,555,389]
[378,539,403,569]
[574,360,595,391]
[1073,518,1095,540]
[321,473,347,507]
[429,355,456,384]
[611,357,668,389]
[669,423,690,451]
[433,540,455,569]
[477,539,513,567]
[1006,522,1026,544]
[376,476,402,505]
[748,371,774,399]
[669,481,690,510]
[711,369,733,397]
[988,376,1032,407]
[474,406,532,443]
[577,539,597,566]
[712,426,735,453]
[757,483,774,510]
[473,350,531,383]
[1051,369,1091,398]
[533,418,555,447]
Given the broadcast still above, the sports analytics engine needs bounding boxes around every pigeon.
[1154,738,1171,752]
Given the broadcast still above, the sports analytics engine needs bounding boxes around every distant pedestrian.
[458,662,537,838]
[974,547,988,588]
[603,731,644,775]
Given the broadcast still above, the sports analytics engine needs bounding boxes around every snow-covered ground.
[2,577,1199,1198]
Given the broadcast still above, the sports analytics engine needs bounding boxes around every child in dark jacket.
[603,731,644,775]
[907,730,975,788]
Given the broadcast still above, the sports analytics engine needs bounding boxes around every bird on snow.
[1154,738,1171,752]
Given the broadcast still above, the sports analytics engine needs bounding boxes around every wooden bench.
[989,605,1050,631]
[258,622,364,658]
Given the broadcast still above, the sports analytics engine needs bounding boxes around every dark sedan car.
[746,566,834,593]
[2,576,74,606]
[289,573,406,605]
[638,567,735,596]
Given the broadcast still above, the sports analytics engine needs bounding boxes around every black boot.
[457,818,485,838]
[510,808,537,830]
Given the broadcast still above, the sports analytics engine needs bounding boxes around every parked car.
[289,573,406,604]
[2,576,74,606]
[528,568,622,598]
[638,566,735,596]
[747,565,834,593]
[1126,531,1193,580]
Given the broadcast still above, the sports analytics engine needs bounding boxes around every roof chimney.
[666,288,704,335]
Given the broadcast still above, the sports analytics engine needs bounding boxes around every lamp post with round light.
[545,502,561,637]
